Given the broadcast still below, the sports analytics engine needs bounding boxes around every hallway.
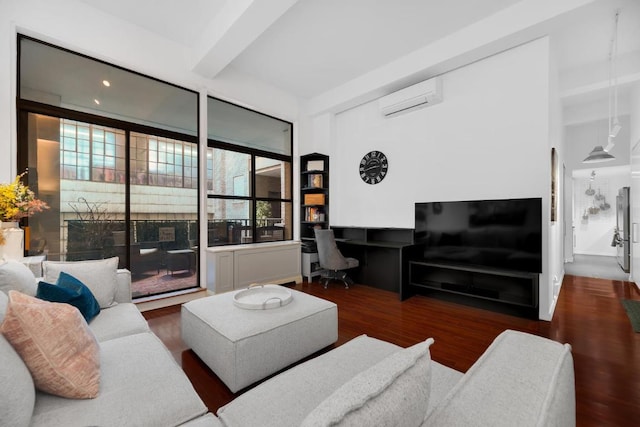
[564,254,630,281]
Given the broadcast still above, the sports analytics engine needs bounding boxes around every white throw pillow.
[0,260,37,296]
[301,338,434,427]
[43,257,119,308]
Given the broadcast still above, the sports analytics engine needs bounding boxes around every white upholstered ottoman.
[181,287,338,392]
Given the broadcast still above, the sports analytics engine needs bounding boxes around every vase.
[0,221,25,261]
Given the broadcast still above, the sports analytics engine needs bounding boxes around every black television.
[414,198,542,273]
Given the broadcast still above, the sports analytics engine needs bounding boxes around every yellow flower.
[0,171,49,245]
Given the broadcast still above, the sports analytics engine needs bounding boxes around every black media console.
[406,260,539,317]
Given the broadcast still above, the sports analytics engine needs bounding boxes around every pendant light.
[584,123,614,163]
[583,10,620,164]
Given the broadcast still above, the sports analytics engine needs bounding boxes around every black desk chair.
[314,229,359,289]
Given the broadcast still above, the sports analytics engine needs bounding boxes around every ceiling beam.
[191,0,299,79]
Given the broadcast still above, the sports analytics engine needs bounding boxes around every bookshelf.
[300,153,329,240]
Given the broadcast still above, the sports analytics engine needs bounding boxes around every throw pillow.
[0,290,100,399]
[300,338,434,427]
[42,257,119,308]
[37,272,101,322]
[0,290,36,427]
[0,260,37,296]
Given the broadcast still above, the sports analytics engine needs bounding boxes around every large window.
[207,97,293,246]
[18,36,199,299]
[17,36,294,302]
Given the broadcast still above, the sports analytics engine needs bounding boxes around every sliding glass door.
[23,113,199,298]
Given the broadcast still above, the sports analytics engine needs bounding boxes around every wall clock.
[359,151,389,185]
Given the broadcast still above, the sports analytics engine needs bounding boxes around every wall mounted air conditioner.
[378,77,443,117]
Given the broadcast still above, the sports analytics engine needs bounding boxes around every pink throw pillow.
[0,290,100,398]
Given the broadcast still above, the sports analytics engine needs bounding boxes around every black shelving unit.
[407,260,539,317]
[300,153,329,240]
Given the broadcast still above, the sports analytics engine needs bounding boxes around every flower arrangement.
[0,172,49,245]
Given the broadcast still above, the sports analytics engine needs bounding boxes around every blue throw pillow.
[36,272,101,322]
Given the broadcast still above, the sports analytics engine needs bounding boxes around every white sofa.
[1,259,575,427]
[0,260,218,427]
[211,330,575,426]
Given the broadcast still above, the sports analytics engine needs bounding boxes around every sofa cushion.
[43,257,118,308]
[88,302,149,342]
[300,338,434,427]
[423,330,575,427]
[30,332,209,427]
[0,260,37,296]
[0,291,100,399]
[0,292,35,427]
[37,272,101,322]
[217,335,402,427]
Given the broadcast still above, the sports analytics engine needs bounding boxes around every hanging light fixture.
[583,10,620,164]
[583,145,615,163]
[584,121,614,163]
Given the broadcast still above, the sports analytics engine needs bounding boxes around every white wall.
[547,37,564,318]
[315,38,556,319]
[331,39,550,228]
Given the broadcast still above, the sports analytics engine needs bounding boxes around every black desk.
[331,227,420,299]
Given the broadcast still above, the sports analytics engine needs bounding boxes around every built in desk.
[331,226,420,299]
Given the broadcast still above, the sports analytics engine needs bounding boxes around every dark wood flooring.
[143,275,640,427]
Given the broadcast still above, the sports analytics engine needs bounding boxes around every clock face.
[359,151,389,185]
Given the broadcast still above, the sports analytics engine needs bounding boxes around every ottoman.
[181,287,338,392]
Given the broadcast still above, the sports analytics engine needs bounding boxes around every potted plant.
[0,171,48,258]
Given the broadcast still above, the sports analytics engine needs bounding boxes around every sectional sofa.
[1,258,575,426]
[0,259,217,426]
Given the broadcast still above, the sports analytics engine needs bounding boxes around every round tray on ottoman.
[233,284,293,310]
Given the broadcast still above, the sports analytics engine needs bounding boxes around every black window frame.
[206,98,294,247]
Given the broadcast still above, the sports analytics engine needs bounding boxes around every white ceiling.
[228,0,522,98]
[78,0,640,105]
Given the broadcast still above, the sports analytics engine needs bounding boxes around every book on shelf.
[308,173,323,188]
[304,193,325,205]
[306,159,324,171]
[305,207,325,222]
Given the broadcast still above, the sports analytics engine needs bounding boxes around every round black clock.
[359,151,389,185]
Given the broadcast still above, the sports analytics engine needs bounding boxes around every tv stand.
[406,260,538,316]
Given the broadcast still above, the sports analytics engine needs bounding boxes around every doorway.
[565,166,630,280]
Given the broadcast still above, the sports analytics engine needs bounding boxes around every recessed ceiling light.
[94,99,100,105]
[102,80,110,87]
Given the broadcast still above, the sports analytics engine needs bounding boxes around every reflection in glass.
[26,114,126,263]
[207,148,251,196]
[207,199,252,245]
[129,132,199,298]
[255,157,291,199]
[20,37,198,136]
[24,113,199,299]
[207,97,292,156]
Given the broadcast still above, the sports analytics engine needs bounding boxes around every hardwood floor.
[143,275,640,427]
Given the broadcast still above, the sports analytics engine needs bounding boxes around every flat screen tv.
[414,198,542,273]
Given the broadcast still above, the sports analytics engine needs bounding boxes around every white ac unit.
[378,77,443,117]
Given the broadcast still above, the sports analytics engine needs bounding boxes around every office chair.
[314,229,359,289]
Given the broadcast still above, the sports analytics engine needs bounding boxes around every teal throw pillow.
[36,272,101,322]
